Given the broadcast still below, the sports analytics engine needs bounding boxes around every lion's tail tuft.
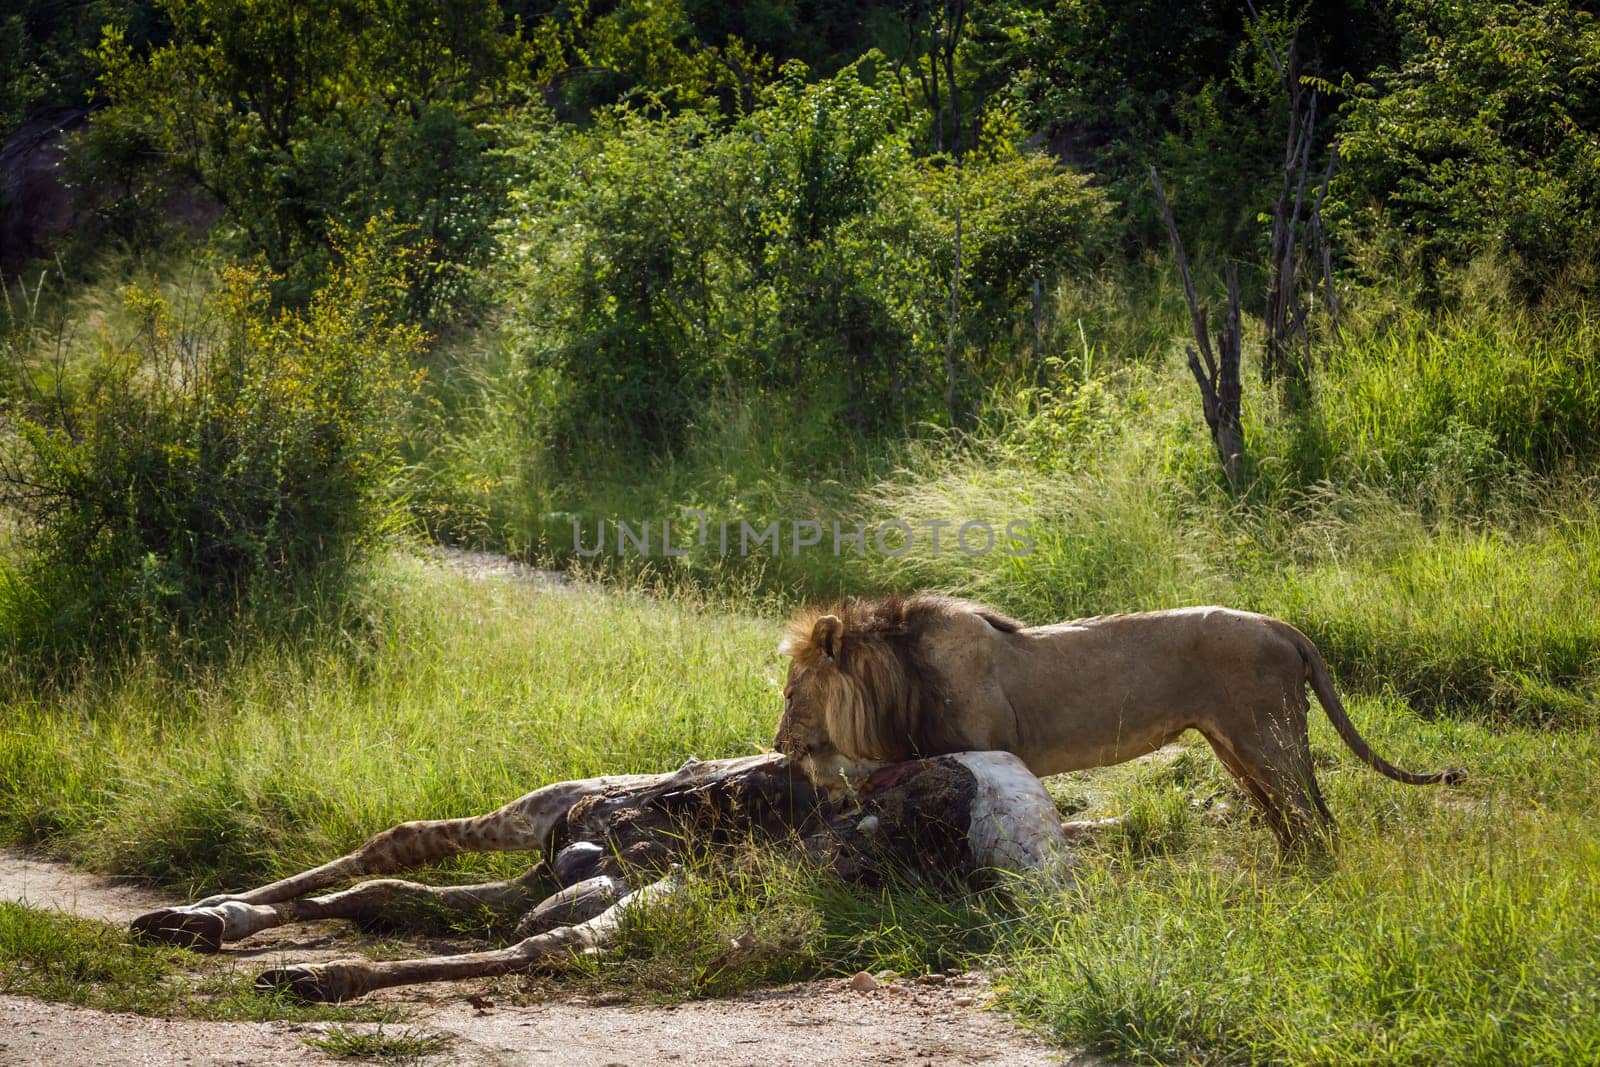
[1289,626,1465,788]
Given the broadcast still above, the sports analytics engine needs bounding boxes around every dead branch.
[1150,166,1245,494]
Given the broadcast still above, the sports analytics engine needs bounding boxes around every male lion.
[774,594,1463,851]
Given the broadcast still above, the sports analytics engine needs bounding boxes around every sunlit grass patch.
[0,555,783,893]
[0,902,386,1023]
[999,708,1600,1066]
[0,901,179,1014]
[306,1024,454,1061]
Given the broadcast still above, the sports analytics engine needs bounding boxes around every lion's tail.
[1289,628,1465,787]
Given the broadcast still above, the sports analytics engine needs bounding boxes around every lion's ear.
[812,614,844,659]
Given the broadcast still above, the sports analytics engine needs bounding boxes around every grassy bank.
[1,551,1597,1062]
[1005,706,1600,1066]
[0,557,779,890]
[0,903,386,1023]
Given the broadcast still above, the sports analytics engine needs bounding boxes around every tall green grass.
[0,556,782,892]
[2,554,1597,1063]
[401,268,1600,727]
[19,250,1596,724]
[1315,305,1600,482]
[861,433,1600,722]
[1002,703,1600,1065]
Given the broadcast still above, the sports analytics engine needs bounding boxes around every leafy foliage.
[524,0,772,117]
[497,56,1110,447]
[1334,0,1600,293]
[0,1,151,133]
[0,220,425,631]
[85,0,517,315]
[1010,0,1400,253]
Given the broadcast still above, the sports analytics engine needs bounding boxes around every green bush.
[0,1,144,134]
[1010,0,1397,256]
[1334,0,1600,294]
[86,0,516,316]
[0,219,424,639]
[496,56,1111,448]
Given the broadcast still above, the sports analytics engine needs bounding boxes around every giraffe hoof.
[255,964,340,1002]
[130,908,225,953]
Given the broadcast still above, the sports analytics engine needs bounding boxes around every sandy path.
[0,851,174,924]
[0,996,364,1067]
[0,850,1092,1065]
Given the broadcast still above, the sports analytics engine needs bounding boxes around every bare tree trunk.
[942,0,967,159]
[1032,276,1044,367]
[1248,4,1339,412]
[924,4,944,153]
[1264,60,1316,411]
[946,195,963,427]
[1150,167,1245,494]
[908,1,966,157]
[1312,149,1341,329]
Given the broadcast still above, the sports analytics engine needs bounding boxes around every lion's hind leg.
[1208,707,1336,856]
[1199,731,1293,848]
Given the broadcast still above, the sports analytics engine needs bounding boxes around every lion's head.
[774,595,1024,782]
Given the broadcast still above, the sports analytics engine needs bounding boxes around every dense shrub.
[1011,0,1399,254]
[0,0,145,134]
[86,0,516,316]
[1334,0,1600,293]
[497,57,1110,447]
[0,219,425,628]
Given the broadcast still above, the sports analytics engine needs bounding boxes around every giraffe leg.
[255,874,678,1002]
[193,771,657,909]
[1059,815,1129,841]
[210,870,627,947]
[131,770,658,951]
[132,755,786,952]
[511,874,628,939]
[136,869,550,950]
